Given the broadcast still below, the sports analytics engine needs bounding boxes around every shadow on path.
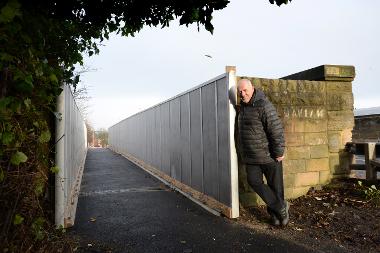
[69,148,314,253]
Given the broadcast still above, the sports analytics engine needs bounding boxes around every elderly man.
[237,78,289,226]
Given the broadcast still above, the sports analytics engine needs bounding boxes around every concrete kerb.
[112,149,222,217]
[65,148,88,227]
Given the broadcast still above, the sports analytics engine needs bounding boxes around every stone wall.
[237,65,355,206]
[352,115,380,142]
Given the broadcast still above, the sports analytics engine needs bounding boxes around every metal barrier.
[109,67,239,218]
[55,84,87,228]
[346,142,380,180]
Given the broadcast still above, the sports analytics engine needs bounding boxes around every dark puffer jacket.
[238,89,285,164]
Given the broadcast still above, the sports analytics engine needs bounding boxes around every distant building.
[352,106,380,142]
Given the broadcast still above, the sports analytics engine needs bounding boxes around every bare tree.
[86,120,95,147]
[71,65,97,118]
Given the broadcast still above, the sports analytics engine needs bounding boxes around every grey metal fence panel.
[55,84,87,228]
[189,89,204,192]
[170,98,181,181]
[216,78,231,205]
[141,113,146,161]
[109,72,239,217]
[180,94,191,186]
[149,108,155,166]
[143,113,147,161]
[201,82,219,200]
[154,107,161,169]
[161,103,170,175]
[146,112,151,165]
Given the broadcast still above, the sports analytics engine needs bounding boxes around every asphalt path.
[69,148,315,253]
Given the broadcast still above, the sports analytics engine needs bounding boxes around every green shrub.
[357,180,380,206]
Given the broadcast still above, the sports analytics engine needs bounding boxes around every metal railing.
[346,142,380,180]
[55,84,87,228]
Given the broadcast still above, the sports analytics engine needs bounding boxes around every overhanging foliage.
[0,0,291,251]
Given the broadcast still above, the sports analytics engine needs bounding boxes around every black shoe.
[278,201,290,226]
[270,213,280,226]
[267,208,280,226]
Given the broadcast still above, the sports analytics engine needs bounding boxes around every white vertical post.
[227,66,239,218]
[55,85,66,227]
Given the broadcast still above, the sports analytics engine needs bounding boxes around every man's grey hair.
[237,78,253,87]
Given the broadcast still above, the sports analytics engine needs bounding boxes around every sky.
[78,0,380,130]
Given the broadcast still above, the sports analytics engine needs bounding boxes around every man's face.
[238,80,254,103]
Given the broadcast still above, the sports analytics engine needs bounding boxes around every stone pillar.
[282,65,355,178]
